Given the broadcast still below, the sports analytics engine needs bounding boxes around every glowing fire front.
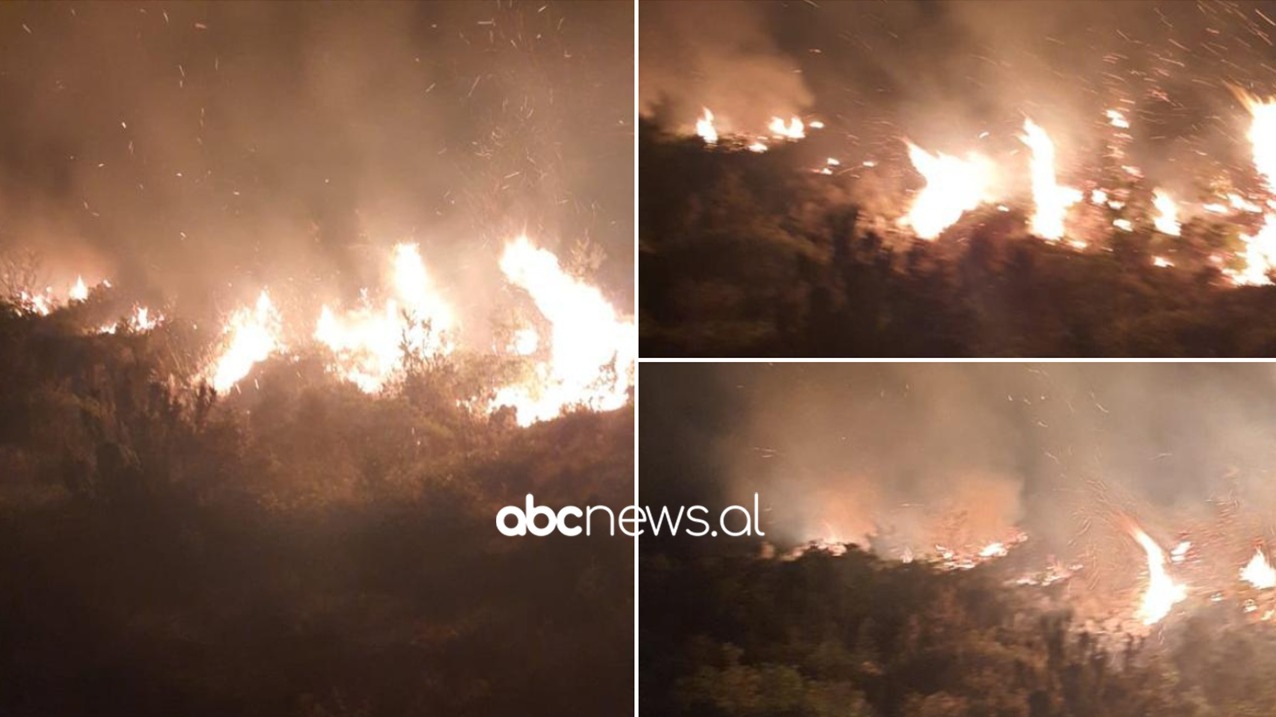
[315,244,455,394]
[1130,527,1187,625]
[695,108,718,145]
[1231,94,1276,285]
[903,142,993,239]
[1021,119,1082,241]
[493,236,635,427]
[1241,548,1276,590]
[210,291,284,393]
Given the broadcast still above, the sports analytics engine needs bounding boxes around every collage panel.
[0,2,634,716]
[640,0,1276,358]
[640,362,1276,716]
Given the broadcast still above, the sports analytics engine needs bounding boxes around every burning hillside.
[641,0,1276,357]
[642,363,1276,639]
[3,235,633,427]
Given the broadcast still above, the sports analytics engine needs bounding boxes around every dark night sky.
[0,1,633,327]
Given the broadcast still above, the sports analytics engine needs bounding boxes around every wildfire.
[1130,527,1187,625]
[1240,548,1276,589]
[493,235,634,426]
[210,291,284,393]
[69,276,89,302]
[979,541,1008,558]
[1021,119,1082,241]
[1152,189,1181,236]
[315,244,454,394]
[903,141,993,239]
[695,108,718,145]
[1231,93,1276,285]
[768,116,805,140]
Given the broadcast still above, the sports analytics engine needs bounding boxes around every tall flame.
[210,291,284,393]
[494,235,634,426]
[69,276,89,302]
[1152,189,1181,236]
[1241,548,1276,589]
[1130,527,1187,625]
[1021,119,1082,241]
[695,108,718,145]
[315,243,454,393]
[1232,94,1276,285]
[903,142,993,239]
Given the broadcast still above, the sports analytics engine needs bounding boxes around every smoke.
[0,2,633,340]
[641,0,1276,197]
[640,1,813,135]
[641,364,1276,560]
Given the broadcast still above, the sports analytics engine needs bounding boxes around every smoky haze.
[0,1,633,338]
[641,0,1276,197]
[641,364,1276,565]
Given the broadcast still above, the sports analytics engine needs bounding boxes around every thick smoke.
[640,1,813,135]
[0,2,633,340]
[642,364,1276,563]
[642,0,1276,198]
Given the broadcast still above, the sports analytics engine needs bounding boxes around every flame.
[315,243,454,393]
[1231,94,1276,285]
[16,290,53,316]
[768,116,805,140]
[903,142,993,239]
[1021,119,1082,241]
[129,306,160,331]
[69,276,89,302]
[510,327,539,356]
[1130,527,1187,625]
[1241,548,1276,589]
[210,291,284,393]
[695,108,718,145]
[979,541,1008,558]
[493,235,634,426]
[1171,540,1191,563]
[747,140,768,153]
[1230,192,1263,213]
[1152,189,1181,236]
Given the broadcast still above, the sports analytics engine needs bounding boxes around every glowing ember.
[69,276,89,302]
[768,116,805,140]
[210,291,284,393]
[1152,189,1181,236]
[1152,256,1173,268]
[747,140,768,153]
[1241,548,1276,590]
[1106,108,1130,129]
[493,235,634,426]
[1090,189,1108,205]
[695,108,718,145]
[903,141,993,239]
[315,243,454,393]
[1130,527,1187,626]
[1021,119,1082,241]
